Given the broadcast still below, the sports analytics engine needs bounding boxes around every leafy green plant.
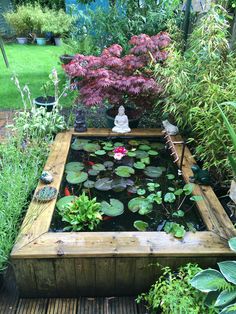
[137,263,216,314]
[42,9,74,37]
[156,4,236,181]
[12,0,65,10]
[58,192,102,231]
[190,237,236,313]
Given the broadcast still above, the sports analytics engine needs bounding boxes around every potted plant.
[29,4,48,45]
[43,9,74,46]
[63,33,171,127]
[4,4,33,44]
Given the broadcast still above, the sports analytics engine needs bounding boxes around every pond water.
[50,136,205,234]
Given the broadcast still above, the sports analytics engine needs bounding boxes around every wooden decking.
[0,275,147,314]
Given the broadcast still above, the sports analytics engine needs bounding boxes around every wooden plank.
[54,259,76,297]
[75,258,96,296]
[34,260,57,297]
[71,128,163,137]
[172,134,236,239]
[11,231,234,258]
[109,297,138,314]
[11,132,72,254]
[47,299,77,314]
[11,259,38,297]
[16,299,48,314]
[115,258,135,295]
[77,297,105,314]
[95,258,115,296]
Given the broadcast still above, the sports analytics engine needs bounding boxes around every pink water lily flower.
[114,152,125,160]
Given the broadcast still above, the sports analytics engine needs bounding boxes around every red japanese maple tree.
[63,32,171,107]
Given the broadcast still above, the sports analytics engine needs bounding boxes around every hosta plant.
[190,237,236,313]
[63,32,170,108]
[58,192,102,231]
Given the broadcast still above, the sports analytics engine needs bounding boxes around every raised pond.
[11,129,236,298]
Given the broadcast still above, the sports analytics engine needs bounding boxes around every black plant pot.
[105,106,142,129]
[59,54,75,65]
[34,96,56,112]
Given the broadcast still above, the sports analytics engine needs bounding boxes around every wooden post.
[0,37,9,68]
[183,0,192,46]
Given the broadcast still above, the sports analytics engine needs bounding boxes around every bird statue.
[162,119,179,135]
[189,165,211,185]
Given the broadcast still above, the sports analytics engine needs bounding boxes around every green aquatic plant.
[58,192,102,231]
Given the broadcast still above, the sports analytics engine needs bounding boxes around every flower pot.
[54,37,62,46]
[59,54,75,65]
[105,106,142,129]
[34,96,56,112]
[16,37,28,45]
[36,37,46,46]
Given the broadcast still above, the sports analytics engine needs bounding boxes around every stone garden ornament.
[162,119,179,135]
[112,106,131,134]
[74,108,87,132]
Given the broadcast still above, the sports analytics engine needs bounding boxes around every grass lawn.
[0,43,75,109]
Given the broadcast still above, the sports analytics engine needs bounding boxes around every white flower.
[114,152,125,160]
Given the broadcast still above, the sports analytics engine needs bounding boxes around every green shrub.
[12,0,65,10]
[0,137,49,272]
[137,263,217,314]
[42,9,74,37]
[156,4,236,181]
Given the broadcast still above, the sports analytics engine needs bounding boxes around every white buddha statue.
[112,105,131,134]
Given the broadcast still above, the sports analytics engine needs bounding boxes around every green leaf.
[135,150,149,159]
[141,157,150,165]
[71,138,89,150]
[164,222,185,238]
[95,150,106,155]
[190,195,204,202]
[134,162,146,170]
[92,163,106,171]
[148,150,158,156]
[215,290,236,307]
[219,303,236,314]
[218,261,236,285]
[137,188,146,195]
[229,237,236,253]
[94,177,112,191]
[88,169,99,176]
[83,180,95,188]
[127,151,136,157]
[174,189,183,196]
[128,197,152,214]
[164,192,176,203]
[65,162,84,173]
[100,198,124,217]
[172,210,185,218]
[115,166,135,178]
[166,174,175,180]
[56,195,78,211]
[133,220,149,231]
[139,144,151,151]
[144,166,165,178]
[183,183,194,195]
[66,171,88,184]
[83,143,101,152]
[190,269,227,292]
[218,103,236,152]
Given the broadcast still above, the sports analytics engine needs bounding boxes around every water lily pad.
[114,142,124,147]
[95,150,106,155]
[137,188,146,195]
[103,146,114,151]
[144,166,164,178]
[95,177,112,191]
[88,169,99,176]
[71,138,90,150]
[104,161,114,168]
[141,157,150,165]
[92,163,106,171]
[56,195,78,211]
[135,150,149,159]
[148,150,158,156]
[83,180,95,188]
[112,178,127,192]
[83,143,101,152]
[134,162,146,170]
[127,151,136,157]
[133,220,148,231]
[139,144,151,151]
[127,186,137,194]
[100,198,124,217]
[150,142,165,150]
[128,197,153,214]
[164,192,176,203]
[66,171,88,184]
[166,174,175,180]
[115,166,135,178]
[129,140,140,146]
[65,162,84,173]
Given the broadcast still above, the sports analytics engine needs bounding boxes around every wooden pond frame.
[11,129,236,297]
